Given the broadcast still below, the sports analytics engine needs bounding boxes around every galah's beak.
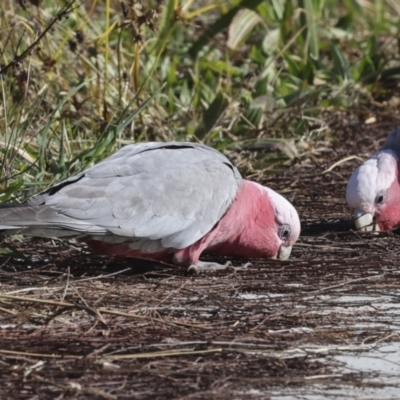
[353,209,380,232]
[277,244,292,260]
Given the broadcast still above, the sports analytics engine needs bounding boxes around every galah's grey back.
[381,126,400,153]
[0,142,242,251]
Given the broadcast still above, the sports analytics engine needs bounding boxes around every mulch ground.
[1,116,400,399]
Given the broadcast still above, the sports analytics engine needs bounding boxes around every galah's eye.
[278,224,291,240]
[375,191,385,205]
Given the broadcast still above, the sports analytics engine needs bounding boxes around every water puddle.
[237,291,400,399]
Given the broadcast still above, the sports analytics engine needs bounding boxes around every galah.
[0,142,300,271]
[346,127,400,232]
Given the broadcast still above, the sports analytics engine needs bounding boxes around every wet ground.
[1,121,400,399]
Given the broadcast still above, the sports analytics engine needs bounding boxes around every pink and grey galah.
[0,142,300,271]
[346,127,400,232]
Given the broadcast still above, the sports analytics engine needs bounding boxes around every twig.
[74,267,132,282]
[0,306,17,315]
[0,347,222,360]
[322,155,365,174]
[61,267,70,302]
[306,274,384,295]
[0,1,77,75]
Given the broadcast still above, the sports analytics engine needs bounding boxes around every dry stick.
[75,267,132,283]
[61,266,70,302]
[295,243,358,252]
[0,306,17,315]
[322,155,365,174]
[0,0,77,75]
[0,294,212,330]
[0,347,222,360]
[306,274,385,295]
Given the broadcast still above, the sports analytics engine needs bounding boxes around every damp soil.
[1,121,400,399]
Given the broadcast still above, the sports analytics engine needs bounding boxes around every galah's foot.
[188,261,252,274]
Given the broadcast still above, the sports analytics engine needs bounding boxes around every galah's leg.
[188,261,252,273]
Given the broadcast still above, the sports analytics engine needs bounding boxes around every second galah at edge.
[347,127,400,232]
[0,142,300,271]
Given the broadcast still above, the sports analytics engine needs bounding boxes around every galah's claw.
[188,260,252,274]
[188,261,231,273]
[242,262,253,268]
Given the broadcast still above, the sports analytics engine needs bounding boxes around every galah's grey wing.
[19,142,243,249]
[381,127,400,152]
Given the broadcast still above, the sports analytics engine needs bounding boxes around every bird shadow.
[301,218,400,237]
[60,256,182,277]
[301,219,355,236]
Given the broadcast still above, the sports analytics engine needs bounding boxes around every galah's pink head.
[208,181,300,262]
[346,149,400,231]
[262,186,301,259]
[239,183,300,260]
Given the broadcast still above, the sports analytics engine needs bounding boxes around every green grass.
[0,0,400,201]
